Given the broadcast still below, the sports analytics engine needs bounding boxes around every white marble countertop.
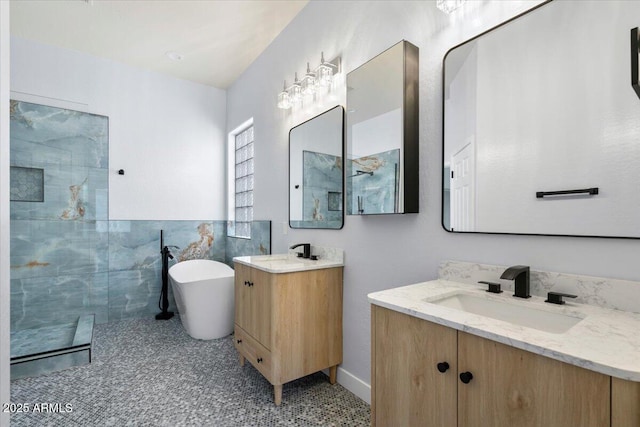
[233,254,343,274]
[368,280,640,382]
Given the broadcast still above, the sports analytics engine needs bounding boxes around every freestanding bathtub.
[168,259,235,340]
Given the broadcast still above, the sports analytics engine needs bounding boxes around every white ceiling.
[10,0,309,89]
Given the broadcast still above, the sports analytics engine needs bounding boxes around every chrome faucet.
[289,243,311,259]
[500,265,531,298]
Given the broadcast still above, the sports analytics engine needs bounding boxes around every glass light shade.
[301,62,316,95]
[290,73,303,108]
[290,83,302,101]
[316,63,334,87]
[277,80,291,109]
[277,91,291,109]
[436,0,466,14]
[290,86,303,108]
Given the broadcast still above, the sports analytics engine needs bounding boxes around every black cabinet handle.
[236,339,242,344]
[257,357,263,363]
[459,371,473,384]
[248,282,254,287]
[244,281,249,286]
[437,362,450,373]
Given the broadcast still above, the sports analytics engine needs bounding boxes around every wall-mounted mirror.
[289,105,344,229]
[443,0,640,238]
[346,40,419,215]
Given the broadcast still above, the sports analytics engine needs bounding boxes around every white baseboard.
[324,366,371,404]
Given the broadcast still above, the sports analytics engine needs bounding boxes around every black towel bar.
[536,188,599,198]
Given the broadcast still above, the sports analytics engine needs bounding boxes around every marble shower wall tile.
[225,221,271,266]
[107,268,169,322]
[107,220,226,320]
[108,220,226,271]
[10,101,109,222]
[439,260,640,314]
[10,321,77,358]
[10,165,108,221]
[11,272,109,331]
[10,220,109,280]
[302,151,342,227]
[348,148,400,215]
[10,100,108,169]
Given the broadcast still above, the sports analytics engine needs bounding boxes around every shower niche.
[346,40,419,215]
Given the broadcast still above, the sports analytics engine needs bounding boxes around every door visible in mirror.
[289,105,344,229]
[442,0,640,238]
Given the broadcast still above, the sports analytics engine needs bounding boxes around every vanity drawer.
[234,325,273,379]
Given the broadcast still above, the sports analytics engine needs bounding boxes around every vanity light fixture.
[436,0,466,14]
[276,52,341,110]
[277,80,292,110]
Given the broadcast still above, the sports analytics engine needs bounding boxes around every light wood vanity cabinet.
[372,305,457,426]
[371,305,640,427]
[458,331,609,427]
[234,263,343,405]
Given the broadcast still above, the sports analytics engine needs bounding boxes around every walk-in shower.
[9,100,107,378]
[9,100,273,379]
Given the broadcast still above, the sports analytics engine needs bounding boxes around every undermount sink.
[248,255,304,269]
[426,292,584,334]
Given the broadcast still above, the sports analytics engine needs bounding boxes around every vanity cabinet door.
[612,377,640,427]
[371,306,457,427]
[457,332,610,427]
[234,263,252,332]
[233,264,272,347]
[249,267,272,348]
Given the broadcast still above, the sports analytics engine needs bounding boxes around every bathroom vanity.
[233,253,343,405]
[369,279,640,427]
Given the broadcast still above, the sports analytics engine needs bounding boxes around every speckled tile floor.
[10,318,370,426]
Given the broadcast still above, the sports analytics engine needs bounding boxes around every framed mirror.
[443,0,640,238]
[289,105,344,229]
[346,40,419,215]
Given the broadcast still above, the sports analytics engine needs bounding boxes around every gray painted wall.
[226,0,640,397]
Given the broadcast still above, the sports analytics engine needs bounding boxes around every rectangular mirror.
[289,105,344,229]
[443,0,640,238]
[346,40,419,215]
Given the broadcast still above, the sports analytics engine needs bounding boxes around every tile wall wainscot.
[439,260,640,314]
[224,221,271,266]
[107,220,227,322]
[11,220,271,330]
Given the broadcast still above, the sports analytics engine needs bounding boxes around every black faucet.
[500,265,531,298]
[289,243,311,259]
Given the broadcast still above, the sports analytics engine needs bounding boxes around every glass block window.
[234,126,254,238]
